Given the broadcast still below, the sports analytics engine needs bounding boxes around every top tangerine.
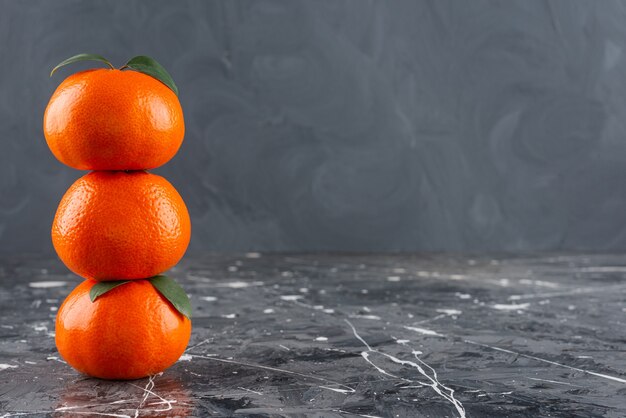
[43,68,184,171]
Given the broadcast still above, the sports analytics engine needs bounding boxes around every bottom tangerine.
[55,279,191,380]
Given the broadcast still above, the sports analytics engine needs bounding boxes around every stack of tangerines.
[44,54,192,380]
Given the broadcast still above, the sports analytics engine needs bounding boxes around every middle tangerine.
[52,171,191,281]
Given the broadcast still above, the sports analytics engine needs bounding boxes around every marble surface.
[0,253,625,417]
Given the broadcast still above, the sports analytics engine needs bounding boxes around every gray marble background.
[2,0,626,254]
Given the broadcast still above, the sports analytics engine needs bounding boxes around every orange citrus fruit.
[55,279,191,380]
[52,171,191,281]
[43,68,184,170]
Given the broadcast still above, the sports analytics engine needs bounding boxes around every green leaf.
[50,53,114,77]
[122,55,179,96]
[90,280,131,302]
[149,275,191,319]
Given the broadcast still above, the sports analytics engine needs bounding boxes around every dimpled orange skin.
[52,171,191,281]
[44,68,184,171]
[55,279,191,380]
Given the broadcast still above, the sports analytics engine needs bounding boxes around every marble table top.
[0,253,624,417]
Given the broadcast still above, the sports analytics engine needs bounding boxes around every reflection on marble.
[0,253,625,416]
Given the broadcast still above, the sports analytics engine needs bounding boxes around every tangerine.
[52,171,191,281]
[44,68,184,170]
[55,279,191,380]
